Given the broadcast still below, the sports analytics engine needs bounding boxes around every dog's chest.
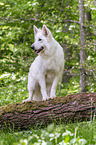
[42,57,60,72]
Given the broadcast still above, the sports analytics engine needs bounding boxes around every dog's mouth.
[35,47,44,54]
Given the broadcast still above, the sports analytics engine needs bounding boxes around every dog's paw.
[50,95,56,99]
[43,96,49,101]
[22,98,31,103]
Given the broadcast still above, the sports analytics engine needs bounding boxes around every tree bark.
[0,43,1,58]
[79,0,87,92]
[85,9,92,40]
[0,93,96,131]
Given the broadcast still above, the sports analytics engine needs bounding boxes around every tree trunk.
[79,0,87,92]
[85,9,92,40]
[0,93,96,131]
[0,43,1,58]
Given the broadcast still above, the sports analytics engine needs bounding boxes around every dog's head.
[31,25,54,56]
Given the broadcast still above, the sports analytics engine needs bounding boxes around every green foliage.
[0,121,96,144]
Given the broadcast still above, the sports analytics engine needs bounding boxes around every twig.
[0,17,96,28]
[85,69,96,78]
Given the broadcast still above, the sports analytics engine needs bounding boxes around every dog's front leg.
[50,76,59,99]
[39,75,49,101]
[22,91,33,103]
[22,74,36,103]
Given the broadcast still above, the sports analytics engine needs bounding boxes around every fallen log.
[0,92,96,130]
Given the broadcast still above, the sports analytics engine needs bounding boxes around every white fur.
[23,25,64,102]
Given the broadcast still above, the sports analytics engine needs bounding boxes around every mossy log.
[0,93,96,130]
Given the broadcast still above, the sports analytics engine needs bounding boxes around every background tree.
[79,0,86,92]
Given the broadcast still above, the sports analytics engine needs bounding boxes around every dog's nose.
[31,44,34,50]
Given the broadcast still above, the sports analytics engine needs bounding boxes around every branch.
[85,69,96,78]
[0,17,96,28]
[64,68,96,78]
[54,19,96,28]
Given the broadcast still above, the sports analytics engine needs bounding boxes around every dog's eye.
[38,38,42,41]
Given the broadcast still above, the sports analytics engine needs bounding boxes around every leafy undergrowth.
[0,46,32,106]
[0,71,28,105]
[0,121,96,145]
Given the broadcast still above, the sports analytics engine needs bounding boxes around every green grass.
[0,121,96,145]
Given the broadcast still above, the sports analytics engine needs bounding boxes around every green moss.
[0,93,96,116]
[0,104,16,115]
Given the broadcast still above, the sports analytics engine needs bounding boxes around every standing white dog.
[23,25,64,102]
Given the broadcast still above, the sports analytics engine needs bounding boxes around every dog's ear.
[34,25,39,36]
[42,25,52,38]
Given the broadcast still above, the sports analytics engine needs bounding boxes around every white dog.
[23,25,64,102]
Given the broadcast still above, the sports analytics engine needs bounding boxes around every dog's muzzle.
[31,45,44,54]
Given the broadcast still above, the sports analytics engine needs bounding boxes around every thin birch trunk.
[79,0,86,92]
